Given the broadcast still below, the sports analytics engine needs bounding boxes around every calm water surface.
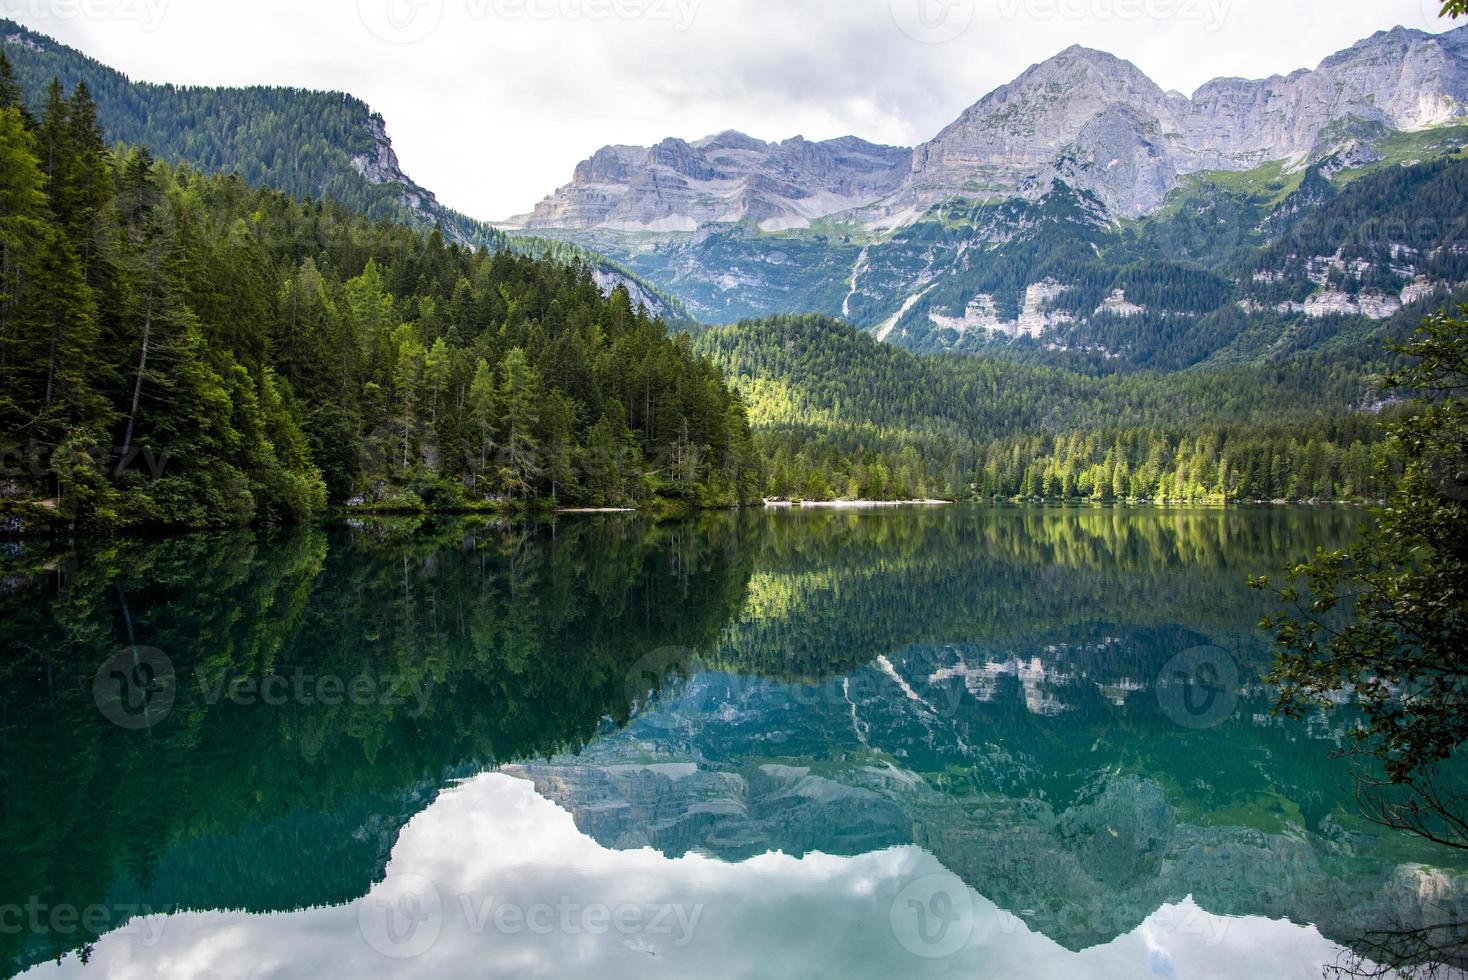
[2,506,1463,979]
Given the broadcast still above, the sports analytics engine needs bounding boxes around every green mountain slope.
[551,142,1468,373]
[0,71,758,533]
[0,18,494,244]
[694,314,1400,501]
[0,19,695,321]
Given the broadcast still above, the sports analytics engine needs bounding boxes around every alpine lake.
[3,505,1464,979]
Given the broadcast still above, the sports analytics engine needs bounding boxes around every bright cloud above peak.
[7,0,1451,219]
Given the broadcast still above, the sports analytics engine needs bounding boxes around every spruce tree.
[0,53,26,118]
[497,347,542,497]
[0,106,47,415]
[466,358,497,491]
[26,231,105,452]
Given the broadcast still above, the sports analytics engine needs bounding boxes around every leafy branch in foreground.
[1253,308,1468,782]
[1252,307,1468,978]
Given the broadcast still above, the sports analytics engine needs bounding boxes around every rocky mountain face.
[903,44,1183,218]
[348,111,458,233]
[503,651,1468,956]
[1184,25,1468,161]
[511,26,1468,230]
[906,26,1468,218]
[507,26,1468,360]
[512,130,911,232]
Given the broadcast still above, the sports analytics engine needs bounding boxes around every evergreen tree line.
[0,63,758,531]
[970,421,1400,503]
[697,314,1406,503]
[750,420,1399,504]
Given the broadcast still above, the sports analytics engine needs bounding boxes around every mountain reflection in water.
[2,507,1461,978]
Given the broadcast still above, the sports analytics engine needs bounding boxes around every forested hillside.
[0,64,758,533]
[696,314,1403,502]
[0,18,491,243]
[0,20,697,329]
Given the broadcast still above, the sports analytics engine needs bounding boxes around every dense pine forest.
[0,63,759,532]
[696,314,1404,502]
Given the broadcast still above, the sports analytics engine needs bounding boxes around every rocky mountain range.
[513,130,912,231]
[904,27,1468,218]
[504,651,1467,957]
[503,25,1468,361]
[6,16,1467,362]
[511,26,1468,229]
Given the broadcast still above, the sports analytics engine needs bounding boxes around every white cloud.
[0,0,1451,220]
[20,772,1348,979]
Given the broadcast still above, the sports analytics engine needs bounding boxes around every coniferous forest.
[695,313,1404,503]
[0,63,759,532]
[0,58,1436,533]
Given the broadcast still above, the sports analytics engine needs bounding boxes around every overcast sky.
[0,0,1453,220]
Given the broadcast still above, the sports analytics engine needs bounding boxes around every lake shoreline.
[0,495,1375,540]
[762,499,954,508]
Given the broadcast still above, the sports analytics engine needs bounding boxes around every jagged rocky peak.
[1181,24,1468,164]
[940,43,1172,144]
[902,42,1182,215]
[508,129,911,232]
[513,25,1468,232]
[572,145,636,183]
[906,24,1468,218]
[693,129,770,152]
